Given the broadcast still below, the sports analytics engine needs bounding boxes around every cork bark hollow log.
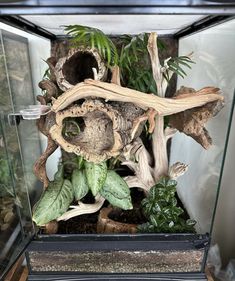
[55,48,107,91]
[49,99,145,163]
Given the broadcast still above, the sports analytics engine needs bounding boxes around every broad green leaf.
[101,170,130,199]
[72,169,89,200]
[100,189,133,210]
[84,161,107,196]
[32,166,74,226]
[100,171,132,210]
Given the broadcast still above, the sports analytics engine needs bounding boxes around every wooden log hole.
[61,112,115,155]
[63,51,98,85]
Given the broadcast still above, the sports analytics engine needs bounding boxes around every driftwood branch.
[124,176,150,192]
[120,138,155,191]
[147,32,169,180]
[57,196,105,221]
[52,79,223,117]
[168,162,189,180]
[147,32,163,97]
[111,65,121,86]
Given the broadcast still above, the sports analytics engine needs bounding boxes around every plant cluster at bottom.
[138,177,196,233]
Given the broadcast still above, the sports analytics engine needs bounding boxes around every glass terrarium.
[0,1,235,280]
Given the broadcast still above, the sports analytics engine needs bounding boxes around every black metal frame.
[1,0,235,15]
[0,1,235,39]
[0,2,234,280]
[0,15,56,40]
[174,15,233,38]
[0,14,234,42]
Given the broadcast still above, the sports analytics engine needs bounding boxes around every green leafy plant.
[84,161,108,196]
[33,165,74,226]
[119,35,195,94]
[138,177,196,233]
[163,55,195,81]
[64,25,194,97]
[99,170,132,210]
[119,33,163,94]
[65,25,118,66]
[33,158,133,226]
[79,159,132,209]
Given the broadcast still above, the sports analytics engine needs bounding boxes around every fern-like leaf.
[65,25,118,66]
[165,55,195,80]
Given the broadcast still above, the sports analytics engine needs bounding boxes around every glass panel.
[22,14,205,35]
[170,19,235,234]
[0,29,42,278]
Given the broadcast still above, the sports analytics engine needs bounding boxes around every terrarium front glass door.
[0,29,41,279]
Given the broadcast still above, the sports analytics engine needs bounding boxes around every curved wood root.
[38,80,59,103]
[97,207,137,234]
[33,136,58,189]
[121,138,155,191]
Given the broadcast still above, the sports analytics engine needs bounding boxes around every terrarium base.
[26,233,207,275]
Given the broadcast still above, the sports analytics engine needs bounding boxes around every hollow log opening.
[63,111,115,155]
[62,117,85,139]
[55,48,107,91]
[63,51,98,85]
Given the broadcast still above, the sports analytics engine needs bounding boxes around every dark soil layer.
[109,188,146,225]
[56,188,146,234]
[109,208,146,225]
[57,212,99,234]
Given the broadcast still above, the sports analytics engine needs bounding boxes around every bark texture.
[55,48,107,91]
[49,99,146,163]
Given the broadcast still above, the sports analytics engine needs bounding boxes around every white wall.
[0,23,60,180]
[170,19,235,265]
